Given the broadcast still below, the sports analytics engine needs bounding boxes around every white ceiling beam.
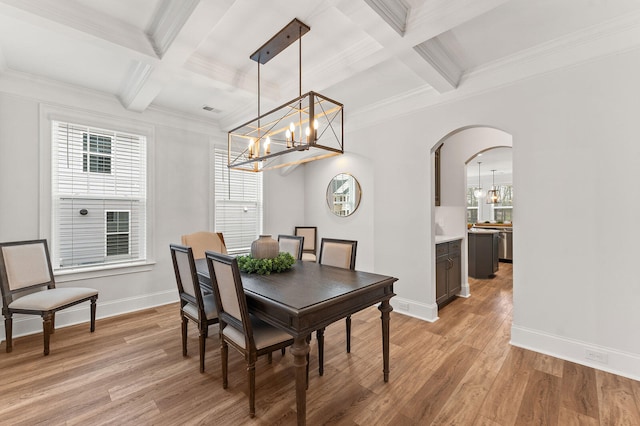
[363,0,410,36]
[0,0,156,58]
[120,0,236,112]
[334,0,510,93]
[403,0,512,46]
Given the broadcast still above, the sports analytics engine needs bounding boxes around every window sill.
[54,260,156,283]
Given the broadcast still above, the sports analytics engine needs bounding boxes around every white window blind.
[214,148,262,254]
[52,121,147,270]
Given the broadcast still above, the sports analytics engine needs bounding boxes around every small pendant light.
[473,162,483,198]
[486,169,499,204]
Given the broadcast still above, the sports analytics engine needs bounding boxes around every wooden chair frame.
[205,250,294,418]
[277,234,304,260]
[316,238,358,375]
[0,239,98,355]
[170,243,219,373]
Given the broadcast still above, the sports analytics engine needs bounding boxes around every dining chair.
[205,250,294,418]
[277,234,304,260]
[170,244,219,373]
[181,231,227,259]
[294,226,317,262]
[316,238,357,376]
[0,239,98,355]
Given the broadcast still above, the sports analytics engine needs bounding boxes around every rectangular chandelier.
[227,19,344,172]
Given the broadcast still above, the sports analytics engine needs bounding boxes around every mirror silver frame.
[326,173,362,217]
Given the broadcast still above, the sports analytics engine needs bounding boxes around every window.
[214,148,262,254]
[106,211,130,256]
[466,187,479,224]
[83,133,112,174]
[52,121,146,270]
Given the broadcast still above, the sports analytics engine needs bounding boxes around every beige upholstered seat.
[181,231,227,259]
[317,238,357,375]
[205,250,294,418]
[294,226,317,262]
[0,239,98,355]
[277,235,304,260]
[170,244,218,373]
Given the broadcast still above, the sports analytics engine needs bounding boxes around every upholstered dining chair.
[277,234,304,260]
[170,244,219,373]
[205,250,294,418]
[294,226,317,262]
[0,239,98,355]
[181,231,227,259]
[316,238,357,376]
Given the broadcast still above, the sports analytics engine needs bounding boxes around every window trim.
[39,104,156,278]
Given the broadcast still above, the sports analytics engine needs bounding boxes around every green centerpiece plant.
[236,252,296,275]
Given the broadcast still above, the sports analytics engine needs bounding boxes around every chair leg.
[42,312,53,356]
[90,297,97,332]
[281,347,286,356]
[316,328,325,376]
[248,359,256,418]
[199,326,206,373]
[4,314,13,353]
[346,315,352,353]
[221,340,228,389]
[181,315,188,356]
[51,312,56,334]
[267,352,272,364]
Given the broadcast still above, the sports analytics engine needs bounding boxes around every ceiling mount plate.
[250,18,310,64]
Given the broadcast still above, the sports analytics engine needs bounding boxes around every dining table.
[195,258,397,426]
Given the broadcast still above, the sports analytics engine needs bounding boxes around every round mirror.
[326,173,362,217]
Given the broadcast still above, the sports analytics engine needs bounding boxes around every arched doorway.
[432,126,513,313]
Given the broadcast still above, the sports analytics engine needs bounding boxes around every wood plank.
[515,369,561,425]
[1,262,638,425]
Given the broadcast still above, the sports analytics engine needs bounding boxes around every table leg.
[379,299,393,382]
[290,335,310,425]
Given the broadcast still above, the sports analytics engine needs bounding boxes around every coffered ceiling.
[1,0,639,131]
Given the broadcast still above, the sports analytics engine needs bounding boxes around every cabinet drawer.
[436,243,448,257]
[448,240,461,254]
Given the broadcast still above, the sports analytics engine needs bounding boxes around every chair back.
[0,240,55,307]
[170,244,206,315]
[294,226,317,255]
[205,251,253,349]
[277,235,304,260]
[181,231,227,259]
[319,238,357,270]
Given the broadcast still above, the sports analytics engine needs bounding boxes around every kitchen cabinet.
[468,230,499,278]
[436,239,462,306]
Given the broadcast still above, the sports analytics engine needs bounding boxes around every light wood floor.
[1,263,639,425]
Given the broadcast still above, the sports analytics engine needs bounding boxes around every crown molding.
[363,0,410,36]
[147,0,200,58]
[413,38,461,88]
[118,61,155,111]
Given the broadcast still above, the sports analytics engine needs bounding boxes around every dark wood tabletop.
[195,258,397,425]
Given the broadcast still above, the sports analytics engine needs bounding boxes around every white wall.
[341,48,640,379]
[303,152,375,272]
[0,74,224,341]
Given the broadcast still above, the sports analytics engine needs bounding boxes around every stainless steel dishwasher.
[498,228,513,262]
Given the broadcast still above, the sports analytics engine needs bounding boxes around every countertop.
[468,228,500,234]
[435,235,464,244]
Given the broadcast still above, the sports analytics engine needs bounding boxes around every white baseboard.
[511,324,640,381]
[390,297,439,322]
[0,290,178,343]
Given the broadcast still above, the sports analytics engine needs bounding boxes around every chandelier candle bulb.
[305,126,311,143]
[265,137,271,155]
[289,122,295,142]
[248,139,254,158]
[313,119,318,141]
